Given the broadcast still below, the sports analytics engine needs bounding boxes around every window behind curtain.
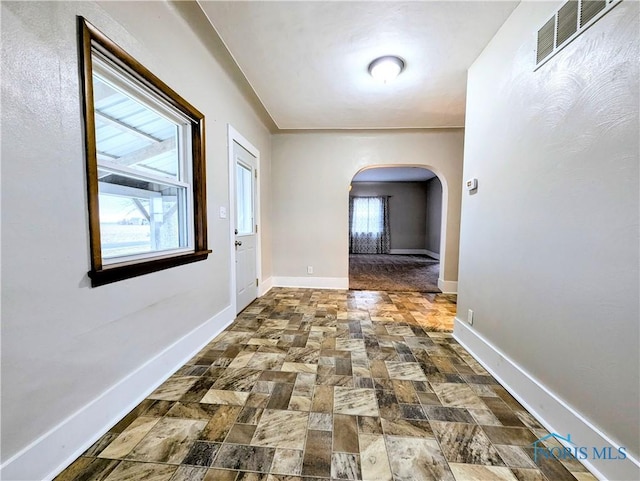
[349,196,390,254]
[351,197,383,234]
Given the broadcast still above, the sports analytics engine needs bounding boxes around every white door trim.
[228,125,261,315]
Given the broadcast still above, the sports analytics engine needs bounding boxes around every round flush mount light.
[368,56,405,83]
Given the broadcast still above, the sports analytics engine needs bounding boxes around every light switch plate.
[219,206,227,219]
[465,178,478,191]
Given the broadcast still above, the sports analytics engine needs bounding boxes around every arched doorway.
[348,166,444,292]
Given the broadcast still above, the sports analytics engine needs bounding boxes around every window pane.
[98,173,187,260]
[236,163,253,235]
[93,74,180,181]
[352,197,383,234]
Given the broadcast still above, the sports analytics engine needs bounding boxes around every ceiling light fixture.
[368,56,405,83]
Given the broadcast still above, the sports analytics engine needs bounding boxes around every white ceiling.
[353,167,437,182]
[198,1,519,130]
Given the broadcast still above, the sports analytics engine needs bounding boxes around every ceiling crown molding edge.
[171,1,279,133]
[276,127,466,134]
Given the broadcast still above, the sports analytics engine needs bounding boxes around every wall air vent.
[535,0,623,69]
[581,0,607,27]
[537,17,556,64]
[557,1,579,46]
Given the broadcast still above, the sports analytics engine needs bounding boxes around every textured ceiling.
[198,1,519,130]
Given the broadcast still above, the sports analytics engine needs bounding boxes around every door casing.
[227,125,261,315]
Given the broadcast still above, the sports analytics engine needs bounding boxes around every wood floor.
[55,288,595,481]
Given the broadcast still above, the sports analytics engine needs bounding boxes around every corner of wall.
[437,278,458,294]
[259,276,274,296]
[453,318,640,481]
[0,306,235,481]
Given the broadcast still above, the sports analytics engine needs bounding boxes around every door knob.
[235,240,242,247]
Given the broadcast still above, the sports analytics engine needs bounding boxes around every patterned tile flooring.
[56,288,596,481]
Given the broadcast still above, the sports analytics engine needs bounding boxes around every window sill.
[88,250,211,287]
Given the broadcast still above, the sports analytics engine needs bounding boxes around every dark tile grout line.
[55,287,592,481]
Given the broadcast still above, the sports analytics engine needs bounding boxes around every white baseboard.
[259,276,273,296]
[388,249,440,260]
[272,276,349,289]
[454,318,640,481]
[437,278,458,293]
[0,306,235,481]
[389,249,429,255]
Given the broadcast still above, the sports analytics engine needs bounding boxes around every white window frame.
[92,56,196,266]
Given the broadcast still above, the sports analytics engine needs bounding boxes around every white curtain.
[349,196,390,254]
[352,197,383,234]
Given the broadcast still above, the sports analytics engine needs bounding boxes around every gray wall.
[457,0,639,466]
[350,182,427,250]
[1,0,272,473]
[271,130,464,285]
[425,177,442,255]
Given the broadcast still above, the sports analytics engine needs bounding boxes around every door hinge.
[255,224,258,233]
[254,169,258,178]
[256,278,259,286]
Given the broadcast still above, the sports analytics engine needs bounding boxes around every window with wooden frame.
[78,17,210,287]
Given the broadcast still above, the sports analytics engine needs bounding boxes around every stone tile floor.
[56,288,596,481]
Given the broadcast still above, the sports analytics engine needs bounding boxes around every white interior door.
[234,140,257,313]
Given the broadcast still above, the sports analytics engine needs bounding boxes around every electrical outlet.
[307,266,313,275]
[467,309,474,325]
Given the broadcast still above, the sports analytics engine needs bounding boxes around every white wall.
[425,177,443,255]
[456,1,639,479]
[271,130,463,289]
[0,1,271,478]
[350,181,428,251]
